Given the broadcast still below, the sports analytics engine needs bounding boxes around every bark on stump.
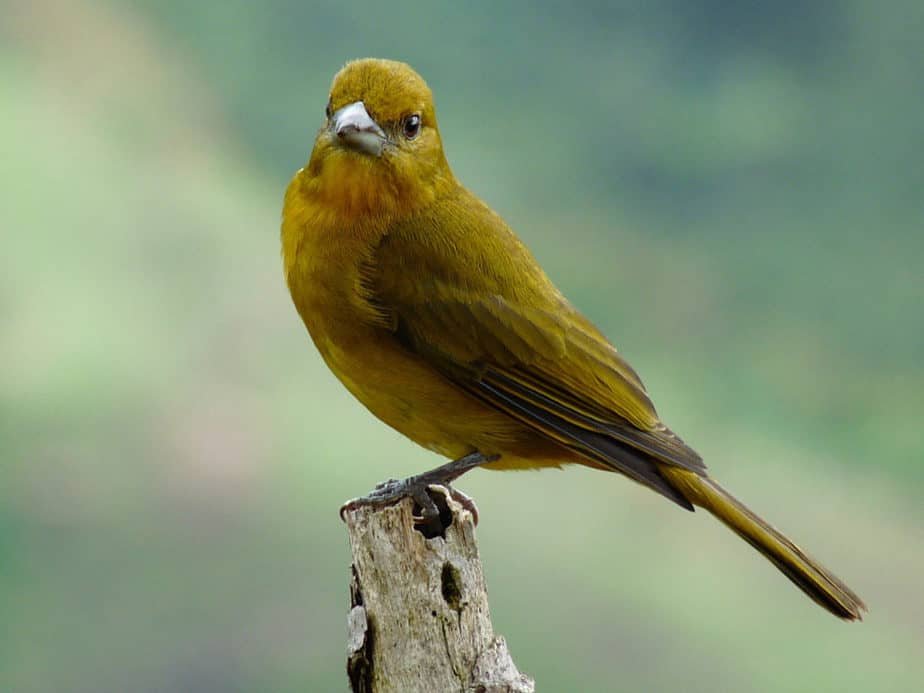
[343,486,534,693]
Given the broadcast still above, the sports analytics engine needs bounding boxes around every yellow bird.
[282,58,865,620]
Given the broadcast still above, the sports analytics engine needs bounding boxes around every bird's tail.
[660,467,866,620]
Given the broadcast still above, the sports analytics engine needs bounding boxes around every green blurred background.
[3,0,922,690]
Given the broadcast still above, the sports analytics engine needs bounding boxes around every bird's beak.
[331,101,387,157]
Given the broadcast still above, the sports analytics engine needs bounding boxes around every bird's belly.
[286,238,569,470]
[317,327,496,452]
[308,321,564,469]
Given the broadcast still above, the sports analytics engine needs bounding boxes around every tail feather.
[661,467,867,621]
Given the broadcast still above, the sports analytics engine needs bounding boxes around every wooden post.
[343,486,534,693]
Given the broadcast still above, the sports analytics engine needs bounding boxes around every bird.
[281,58,865,620]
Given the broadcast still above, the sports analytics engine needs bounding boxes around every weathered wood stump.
[343,486,534,693]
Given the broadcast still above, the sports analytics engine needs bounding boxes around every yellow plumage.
[282,58,866,620]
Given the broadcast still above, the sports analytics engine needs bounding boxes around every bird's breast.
[282,182,568,469]
[282,208,454,449]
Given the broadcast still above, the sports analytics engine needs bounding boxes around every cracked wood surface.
[343,486,534,693]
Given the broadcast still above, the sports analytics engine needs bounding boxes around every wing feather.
[371,192,705,503]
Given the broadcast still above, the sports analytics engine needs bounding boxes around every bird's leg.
[339,451,498,526]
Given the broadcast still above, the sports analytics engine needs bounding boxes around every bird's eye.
[402,114,421,140]
[325,99,332,119]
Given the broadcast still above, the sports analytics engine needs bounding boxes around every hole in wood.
[413,486,453,539]
[441,561,463,611]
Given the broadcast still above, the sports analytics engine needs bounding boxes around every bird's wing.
[370,193,704,506]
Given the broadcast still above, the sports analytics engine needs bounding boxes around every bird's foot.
[441,485,479,524]
[339,451,497,528]
[339,479,478,529]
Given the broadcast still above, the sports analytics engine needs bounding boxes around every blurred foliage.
[2,0,922,691]
[137,0,924,478]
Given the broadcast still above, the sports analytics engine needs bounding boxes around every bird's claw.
[340,451,493,524]
[339,479,479,526]
[339,479,406,520]
[441,484,479,525]
[339,475,433,521]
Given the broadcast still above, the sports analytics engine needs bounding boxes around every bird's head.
[302,59,454,220]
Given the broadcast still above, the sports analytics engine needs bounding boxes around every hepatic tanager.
[281,58,865,620]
